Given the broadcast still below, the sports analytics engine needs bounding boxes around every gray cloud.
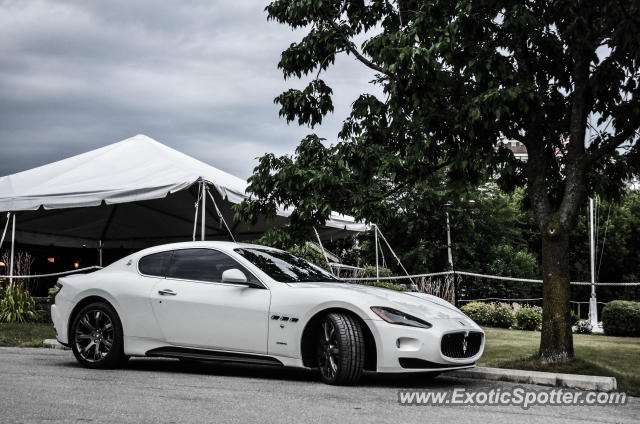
[0,0,377,179]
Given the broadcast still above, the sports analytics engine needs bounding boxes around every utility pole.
[589,197,598,329]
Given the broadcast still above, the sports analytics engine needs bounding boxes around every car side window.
[165,248,260,285]
[138,251,172,277]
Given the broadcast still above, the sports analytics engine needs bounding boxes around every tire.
[70,302,126,369]
[316,312,365,385]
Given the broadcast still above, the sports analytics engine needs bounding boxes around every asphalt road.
[0,347,638,424]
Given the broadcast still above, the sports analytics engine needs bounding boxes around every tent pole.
[9,213,16,287]
[375,225,415,287]
[313,227,332,271]
[374,224,379,280]
[0,212,10,252]
[204,187,236,243]
[201,181,206,241]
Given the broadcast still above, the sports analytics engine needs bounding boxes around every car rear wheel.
[70,302,126,368]
[316,312,365,385]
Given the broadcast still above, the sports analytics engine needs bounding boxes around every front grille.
[441,331,482,358]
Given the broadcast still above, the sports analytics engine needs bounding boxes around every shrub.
[33,296,52,323]
[287,244,330,270]
[574,320,592,334]
[490,303,516,328]
[0,283,36,323]
[360,281,408,291]
[516,307,542,331]
[602,300,640,337]
[356,266,405,289]
[460,302,493,326]
[570,310,580,326]
[361,266,394,279]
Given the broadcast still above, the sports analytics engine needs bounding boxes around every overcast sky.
[0,0,376,179]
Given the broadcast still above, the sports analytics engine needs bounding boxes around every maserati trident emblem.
[462,331,469,355]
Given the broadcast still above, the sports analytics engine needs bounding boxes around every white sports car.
[51,241,484,385]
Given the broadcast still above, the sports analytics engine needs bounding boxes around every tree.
[238,0,640,362]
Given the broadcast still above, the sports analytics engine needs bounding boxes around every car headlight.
[370,306,432,329]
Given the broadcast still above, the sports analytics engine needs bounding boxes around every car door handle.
[158,289,177,296]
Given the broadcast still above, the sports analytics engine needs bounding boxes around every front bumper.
[369,318,484,373]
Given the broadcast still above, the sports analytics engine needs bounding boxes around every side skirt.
[145,346,284,367]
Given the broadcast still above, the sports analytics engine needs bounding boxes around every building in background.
[499,139,528,162]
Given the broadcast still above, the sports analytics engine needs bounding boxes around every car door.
[150,248,271,354]
[120,250,173,341]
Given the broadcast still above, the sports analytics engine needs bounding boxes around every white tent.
[0,134,367,252]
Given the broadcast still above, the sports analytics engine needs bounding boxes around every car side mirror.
[221,268,248,284]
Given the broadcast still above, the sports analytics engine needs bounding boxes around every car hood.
[287,282,467,320]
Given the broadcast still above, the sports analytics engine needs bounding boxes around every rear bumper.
[50,303,70,345]
[369,318,484,373]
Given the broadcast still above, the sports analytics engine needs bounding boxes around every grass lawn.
[479,327,640,396]
[0,323,56,348]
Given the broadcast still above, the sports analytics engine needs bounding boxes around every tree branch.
[327,20,392,76]
[362,159,452,205]
[559,54,590,228]
[585,128,640,167]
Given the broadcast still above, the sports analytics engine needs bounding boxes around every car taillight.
[53,281,63,297]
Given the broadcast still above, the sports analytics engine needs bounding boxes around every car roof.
[132,241,278,257]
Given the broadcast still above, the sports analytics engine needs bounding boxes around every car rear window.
[138,251,172,277]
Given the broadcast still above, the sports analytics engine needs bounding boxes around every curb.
[448,366,617,392]
[43,339,70,351]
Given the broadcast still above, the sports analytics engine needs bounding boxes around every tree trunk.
[538,215,574,362]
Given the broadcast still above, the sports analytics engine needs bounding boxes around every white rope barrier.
[459,297,543,302]
[455,270,543,283]
[569,281,640,286]
[342,271,454,281]
[329,263,365,271]
[570,300,608,304]
[0,266,102,280]
[342,269,640,286]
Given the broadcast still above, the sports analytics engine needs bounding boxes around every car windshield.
[234,248,342,283]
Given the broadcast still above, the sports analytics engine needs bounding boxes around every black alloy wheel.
[316,313,365,385]
[71,302,126,368]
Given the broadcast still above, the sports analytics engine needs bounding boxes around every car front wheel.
[316,312,365,385]
[70,302,126,368]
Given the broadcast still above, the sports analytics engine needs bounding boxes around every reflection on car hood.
[288,282,466,319]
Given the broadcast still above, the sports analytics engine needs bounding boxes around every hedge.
[602,300,640,337]
[516,307,542,331]
[460,302,494,326]
[491,303,516,328]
